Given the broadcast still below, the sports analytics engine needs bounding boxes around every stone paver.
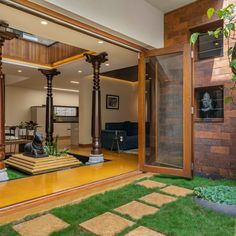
[136,180,166,189]
[80,212,134,236]
[140,192,177,207]
[114,201,158,220]
[125,226,165,236]
[161,185,193,197]
[13,214,69,236]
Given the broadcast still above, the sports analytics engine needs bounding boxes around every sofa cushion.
[105,122,124,131]
[131,122,138,136]
[123,121,133,136]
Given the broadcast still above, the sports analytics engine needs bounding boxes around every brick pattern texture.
[165,0,236,178]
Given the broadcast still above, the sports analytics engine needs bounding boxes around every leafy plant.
[190,3,236,105]
[194,185,236,205]
[25,120,38,130]
[18,121,27,129]
[44,136,69,157]
[18,121,38,130]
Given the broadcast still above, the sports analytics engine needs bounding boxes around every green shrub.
[194,185,236,205]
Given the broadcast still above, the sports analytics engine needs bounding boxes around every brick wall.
[165,0,236,178]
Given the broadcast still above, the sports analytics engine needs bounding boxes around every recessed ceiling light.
[78,70,82,73]
[41,20,48,25]
[17,69,22,73]
[44,87,79,93]
[98,40,104,44]
[70,81,80,84]
[105,63,110,66]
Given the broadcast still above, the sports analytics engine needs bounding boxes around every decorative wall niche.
[190,20,224,61]
[195,86,224,122]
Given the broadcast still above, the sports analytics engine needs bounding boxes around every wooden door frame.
[138,44,193,178]
[0,1,193,178]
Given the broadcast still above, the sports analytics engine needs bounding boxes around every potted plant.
[194,185,236,216]
[190,3,236,105]
[18,121,27,138]
[25,120,38,138]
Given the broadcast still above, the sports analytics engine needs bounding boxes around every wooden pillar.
[85,52,108,163]
[0,22,17,181]
[39,69,60,144]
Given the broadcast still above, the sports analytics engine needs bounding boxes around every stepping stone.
[114,201,159,220]
[161,185,193,197]
[80,212,134,236]
[140,193,177,207]
[13,214,69,236]
[136,180,166,189]
[125,226,165,236]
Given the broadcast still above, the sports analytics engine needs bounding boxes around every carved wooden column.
[39,69,60,144]
[85,52,108,164]
[0,22,17,181]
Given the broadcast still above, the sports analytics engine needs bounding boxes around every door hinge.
[191,106,194,114]
[191,163,194,170]
[191,50,194,59]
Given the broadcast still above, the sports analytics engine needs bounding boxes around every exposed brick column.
[0,22,17,181]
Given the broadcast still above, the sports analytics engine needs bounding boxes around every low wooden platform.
[5,154,81,175]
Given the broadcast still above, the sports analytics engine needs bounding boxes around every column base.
[0,168,9,182]
[86,154,104,164]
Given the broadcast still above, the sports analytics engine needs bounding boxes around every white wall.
[5,78,138,145]
[44,0,164,48]
[79,76,138,144]
[5,86,79,126]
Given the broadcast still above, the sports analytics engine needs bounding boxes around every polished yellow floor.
[0,148,138,208]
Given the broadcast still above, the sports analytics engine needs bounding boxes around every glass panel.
[145,52,183,169]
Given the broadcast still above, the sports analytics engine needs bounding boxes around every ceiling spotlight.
[17,69,22,73]
[44,86,79,93]
[41,20,48,25]
[70,81,80,84]
[78,70,82,73]
[105,63,110,66]
[98,40,104,44]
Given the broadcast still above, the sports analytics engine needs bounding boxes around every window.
[198,32,223,60]
[190,20,224,60]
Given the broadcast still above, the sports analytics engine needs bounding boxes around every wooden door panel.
[138,44,192,178]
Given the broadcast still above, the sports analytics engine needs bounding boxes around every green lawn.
[0,175,235,236]
[7,168,27,180]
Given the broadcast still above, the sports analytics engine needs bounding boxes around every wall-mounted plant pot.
[194,197,236,216]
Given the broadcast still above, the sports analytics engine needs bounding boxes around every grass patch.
[0,175,235,236]
[51,184,152,224]
[7,168,27,180]
[137,196,235,236]
[151,174,236,189]
[50,225,96,236]
[0,224,19,236]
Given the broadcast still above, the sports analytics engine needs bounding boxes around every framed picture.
[106,94,119,110]
[195,85,224,122]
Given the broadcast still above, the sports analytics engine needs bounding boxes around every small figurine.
[24,132,48,158]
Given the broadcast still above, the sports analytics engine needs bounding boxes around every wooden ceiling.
[2,37,88,67]
[101,65,138,82]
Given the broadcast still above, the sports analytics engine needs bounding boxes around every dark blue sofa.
[101,121,138,150]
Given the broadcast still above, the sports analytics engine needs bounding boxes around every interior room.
[0,2,139,194]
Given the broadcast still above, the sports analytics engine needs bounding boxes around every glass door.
[138,44,192,178]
